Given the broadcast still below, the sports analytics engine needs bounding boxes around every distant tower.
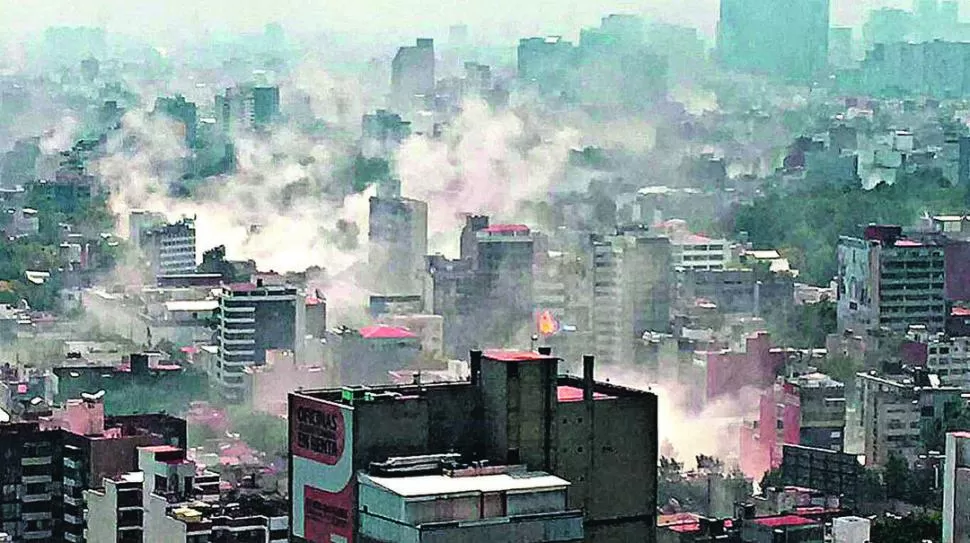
[391,39,435,112]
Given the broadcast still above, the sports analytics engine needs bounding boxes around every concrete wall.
[84,484,118,543]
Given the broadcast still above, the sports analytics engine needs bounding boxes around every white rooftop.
[164,300,219,312]
[364,472,570,497]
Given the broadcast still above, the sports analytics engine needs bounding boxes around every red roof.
[482,224,530,234]
[557,385,612,402]
[894,239,923,247]
[753,515,817,528]
[483,349,555,362]
[669,524,701,533]
[359,325,417,340]
[306,296,324,306]
[953,307,970,317]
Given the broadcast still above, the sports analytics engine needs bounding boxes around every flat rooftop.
[483,349,557,362]
[362,471,569,497]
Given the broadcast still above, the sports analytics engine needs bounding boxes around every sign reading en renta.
[292,396,345,465]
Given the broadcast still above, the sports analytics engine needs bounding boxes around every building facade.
[288,350,659,543]
[215,280,298,402]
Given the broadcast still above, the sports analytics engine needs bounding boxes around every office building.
[368,195,428,295]
[789,373,846,452]
[717,0,830,82]
[154,95,198,146]
[474,223,536,346]
[944,431,970,542]
[591,227,672,367]
[517,36,575,96]
[361,110,411,160]
[837,225,948,334]
[391,39,435,111]
[140,217,197,278]
[217,85,281,133]
[289,350,659,543]
[904,325,970,388]
[857,367,962,467]
[215,280,298,402]
[0,394,184,543]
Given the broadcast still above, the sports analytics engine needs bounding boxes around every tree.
[228,407,287,457]
[871,512,942,543]
[760,468,784,491]
[921,400,970,453]
[884,453,910,501]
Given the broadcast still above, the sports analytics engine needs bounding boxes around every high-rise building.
[944,431,970,542]
[361,110,411,159]
[216,85,281,133]
[288,350,658,543]
[790,372,846,452]
[591,227,672,367]
[368,196,428,295]
[474,223,536,346]
[857,367,962,467]
[154,95,198,146]
[140,217,197,278]
[837,225,954,335]
[0,394,185,543]
[516,36,575,96]
[215,279,298,402]
[391,39,435,111]
[717,0,830,82]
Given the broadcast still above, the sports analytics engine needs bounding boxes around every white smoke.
[96,109,372,281]
[396,99,581,256]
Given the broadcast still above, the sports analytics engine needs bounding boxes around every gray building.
[289,350,658,543]
[592,227,672,367]
[368,196,428,296]
[215,280,297,402]
[391,39,434,111]
[140,217,197,279]
[790,373,846,452]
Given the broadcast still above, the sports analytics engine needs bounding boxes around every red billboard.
[291,395,355,543]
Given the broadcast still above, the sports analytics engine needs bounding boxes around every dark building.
[368,196,428,295]
[252,86,281,128]
[391,38,435,111]
[216,280,298,402]
[289,350,659,543]
[154,95,198,145]
[0,395,184,543]
[428,216,537,357]
[679,268,794,316]
[717,0,830,82]
[780,445,863,508]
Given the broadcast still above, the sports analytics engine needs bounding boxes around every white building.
[907,325,970,389]
[944,432,970,543]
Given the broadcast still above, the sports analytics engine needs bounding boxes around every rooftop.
[165,300,219,313]
[752,515,817,528]
[483,349,557,362]
[363,471,569,497]
[480,224,530,234]
[557,385,612,402]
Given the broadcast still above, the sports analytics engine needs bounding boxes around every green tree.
[228,407,287,456]
[871,511,942,543]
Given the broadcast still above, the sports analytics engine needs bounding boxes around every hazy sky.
[0,0,938,46]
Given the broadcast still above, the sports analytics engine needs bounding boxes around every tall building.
[717,0,830,82]
[288,350,659,543]
[154,95,198,146]
[368,195,428,295]
[944,431,970,542]
[215,279,298,402]
[790,372,846,452]
[216,86,281,133]
[0,395,185,543]
[591,227,672,367]
[361,110,411,159]
[474,223,536,346]
[857,367,962,467]
[140,217,197,279]
[516,36,575,96]
[391,38,435,111]
[838,225,949,334]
